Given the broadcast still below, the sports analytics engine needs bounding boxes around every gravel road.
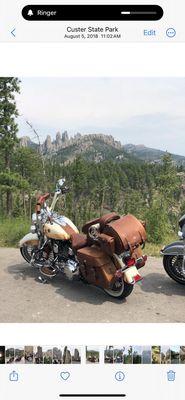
[0,247,184,323]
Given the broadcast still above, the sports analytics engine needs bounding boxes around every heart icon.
[60,371,70,381]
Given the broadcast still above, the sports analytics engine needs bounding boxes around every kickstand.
[38,275,48,284]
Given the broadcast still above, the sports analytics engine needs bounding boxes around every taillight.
[135,255,147,269]
[125,258,135,267]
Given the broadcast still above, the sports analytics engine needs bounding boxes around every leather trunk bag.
[103,214,147,255]
[77,246,116,289]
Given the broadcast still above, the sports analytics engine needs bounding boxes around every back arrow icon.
[11,28,16,37]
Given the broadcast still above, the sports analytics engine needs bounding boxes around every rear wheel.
[104,279,134,299]
[163,255,185,285]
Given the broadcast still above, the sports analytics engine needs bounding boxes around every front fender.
[161,241,184,256]
[19,232,39,248]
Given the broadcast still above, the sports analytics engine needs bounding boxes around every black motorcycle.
[161,215,185,285]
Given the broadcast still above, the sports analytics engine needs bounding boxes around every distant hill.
[19,132,185,165]
[124,143,185,164]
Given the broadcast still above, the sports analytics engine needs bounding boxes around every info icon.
[115,371,125,382]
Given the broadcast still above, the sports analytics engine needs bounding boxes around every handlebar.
[36,192,50,215]
[37,192,50,205]
[35,182,70,216]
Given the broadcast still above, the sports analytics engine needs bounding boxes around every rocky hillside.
[20,132,126,163]
[19,131,185,165]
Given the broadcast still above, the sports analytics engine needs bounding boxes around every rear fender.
[161,241,184,256]
[19,233,39,248]
[123,266,142,284]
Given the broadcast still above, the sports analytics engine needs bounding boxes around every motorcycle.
[19,178,147,300]
[161,215,185,285]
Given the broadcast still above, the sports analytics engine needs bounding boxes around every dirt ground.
[0,247,184,323]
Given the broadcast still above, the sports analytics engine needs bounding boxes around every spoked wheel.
[163,255,185,285]
[20,244,54,267]
[104,279,134,299]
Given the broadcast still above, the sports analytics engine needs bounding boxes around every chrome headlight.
[31,212,37,223]
[30,225,36,234]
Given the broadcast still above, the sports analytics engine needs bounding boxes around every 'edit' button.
[143,29,156,37]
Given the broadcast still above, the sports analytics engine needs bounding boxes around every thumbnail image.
[6,347,15,364]
[14,347,25,364]
[0,346,5,364]
[43,347,53,364]
[104,346,114,364]
[34,346,43,364]
[123,346,133,364]
[25,346,34,364]
[70,346,81,364]
[180,346,185,364]
[161,346,171,364]
[62,346,72,364]
[86,347,100,364]
[142,346,151,364]
[62,346,81,364]
[114,346,125,363]
[53,346,62,364]
[152,346,161,364]
[170,346,180,364]
[133,346,142,364]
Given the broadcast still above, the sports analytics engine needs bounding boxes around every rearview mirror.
[57,178,65,188]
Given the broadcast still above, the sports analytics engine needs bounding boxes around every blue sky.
[16,77,185,156]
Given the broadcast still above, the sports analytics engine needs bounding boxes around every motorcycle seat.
[71,233,88,251]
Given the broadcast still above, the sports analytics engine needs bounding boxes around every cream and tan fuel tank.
[44,216,79,240]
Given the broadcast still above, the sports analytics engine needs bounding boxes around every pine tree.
[157,153,180,204]
[0,78,20,215]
